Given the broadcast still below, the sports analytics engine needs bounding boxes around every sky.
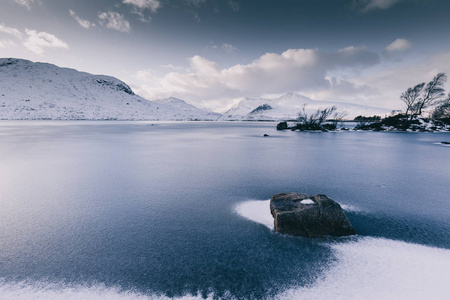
[1,0,450,112]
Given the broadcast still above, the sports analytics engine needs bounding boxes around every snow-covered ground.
[0,58,219,121]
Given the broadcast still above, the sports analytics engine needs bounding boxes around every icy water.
[0,121,449,300]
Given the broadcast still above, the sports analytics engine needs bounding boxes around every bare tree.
[297,104,337,129]
[331,111,348,127]
[417,72,447,115]
[400,73,447,119]
[400,82,424,120]
[431,92,450,119]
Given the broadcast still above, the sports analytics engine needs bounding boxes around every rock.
[441,141,450,145]
[270,193,355,237]
[276,121,288,130]
[263,134,269,137]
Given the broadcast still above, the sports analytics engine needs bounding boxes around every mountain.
[220,92,394,121]
[152,97,221,121]
[0,58,219,121]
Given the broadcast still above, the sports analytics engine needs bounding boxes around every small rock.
[441,141,450,145]
[270,193,355,237]
[263,134,269,137]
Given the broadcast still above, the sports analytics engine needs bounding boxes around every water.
[0,121,449,299]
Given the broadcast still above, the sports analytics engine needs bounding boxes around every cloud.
[98,11,131,33]
[160,64,186,71]
[0,39,16,48]
[13,0,35,10]
[221,43,237,53]
[123,0,161,13]
[385,38,412,52]
[135,46,380,107]
[0,23,23,39]
[69,10,96,29]
[354,0,402,12]
[186,0,207,7]
[23,29,69,55]
[228,0,240,12]
[350,50,450,109]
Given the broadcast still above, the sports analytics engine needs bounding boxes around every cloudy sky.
[1,0,450,112]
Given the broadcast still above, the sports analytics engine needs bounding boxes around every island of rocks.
[270,193,355,237]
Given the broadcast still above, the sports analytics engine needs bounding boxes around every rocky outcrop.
[270,193,355,237]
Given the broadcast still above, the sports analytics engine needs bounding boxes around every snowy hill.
[0,58,219,121]
[152,97,221,121]
[220,92,393,121]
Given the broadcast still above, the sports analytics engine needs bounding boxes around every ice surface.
[279,237,450,300]
[234,199,450,300]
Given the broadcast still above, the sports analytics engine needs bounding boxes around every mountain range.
[220,93,394,121]
[0,58,219,121]
[0,58,393,121]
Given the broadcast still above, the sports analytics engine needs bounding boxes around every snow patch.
[279,237,450,300]
[234,199,274,230]
[340,204,363,212]
[300,199,315,205]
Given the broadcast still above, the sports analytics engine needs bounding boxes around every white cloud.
[222,43,237,53]
[160,64,186,71]
[98,11,131,33]
[13,0,35,10]
[23,29,69,55]
[385,38,412,52]
[0,39,16,48]
[69,10,96,29]
[123,0,161,13]
[350,50,450,109]
[0,23,23,39]
[135,47,380,108]
[354,0,402,12]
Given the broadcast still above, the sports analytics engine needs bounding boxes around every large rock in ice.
[270,193,355,237]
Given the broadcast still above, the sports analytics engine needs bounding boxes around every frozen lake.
[0,121,449,299]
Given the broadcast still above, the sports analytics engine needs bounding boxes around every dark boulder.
[270,193,355,237]
[276,122,288,130]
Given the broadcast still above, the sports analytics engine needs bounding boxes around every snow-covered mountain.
[220,92,393,121]
[0,58,219,121]
[152,97,221,121]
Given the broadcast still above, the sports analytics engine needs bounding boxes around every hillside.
[0,58,219,121]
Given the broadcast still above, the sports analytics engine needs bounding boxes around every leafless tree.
[400,73,447,119]
[431,92,450,119]
[400,83,425,119]
[297,104,337,128]
[330,111,348,127]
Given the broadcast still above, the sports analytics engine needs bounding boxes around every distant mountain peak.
[220,92,392,121]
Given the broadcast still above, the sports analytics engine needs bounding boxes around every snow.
[234,200,274,230]
[220,92,393,121]
[300,199,315,204]
[0,58,220,121]
[234,199,450,300]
